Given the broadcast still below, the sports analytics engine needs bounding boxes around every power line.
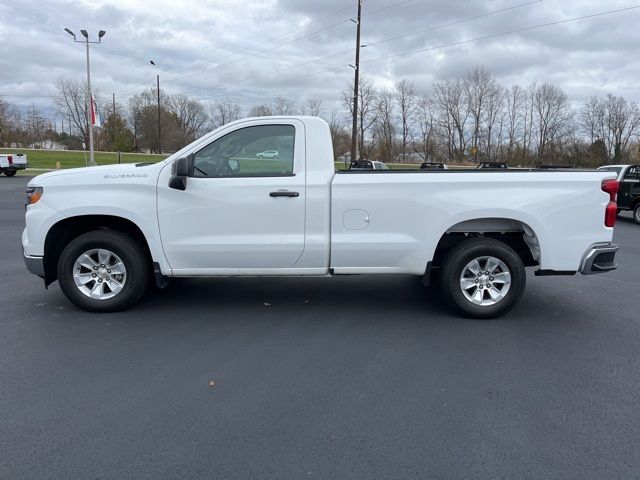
[266,5,640,85]
[360,5,640,64]
[363,0,542,47]
[162,1,360,80]
[233,0,541,84]
[168,0,413,82]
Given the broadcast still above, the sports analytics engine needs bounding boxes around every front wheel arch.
[44,215,153,287]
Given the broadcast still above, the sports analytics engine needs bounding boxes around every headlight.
[25,187,43,207]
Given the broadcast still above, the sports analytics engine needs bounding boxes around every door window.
[192,125,295,178]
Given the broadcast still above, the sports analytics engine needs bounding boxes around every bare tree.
[168,94,208,145]
[272,96,297,115]
[394,79,417,161]
[374,90,396,162]
[52,77,96,146]
[209,101,241,129]
[342,77,379,160]
[465,66,498,162]
[505,85,526,161]
[328,112,351,164]
[302,97,323,117]
[533,84,572,162]
[432,79,469,161]
[249,104,273,117]
[413,94,437,162]
[582,94,640,162]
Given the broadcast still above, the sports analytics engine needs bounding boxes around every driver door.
[157,120,306,273]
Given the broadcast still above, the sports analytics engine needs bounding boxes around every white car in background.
[256,150,279,159]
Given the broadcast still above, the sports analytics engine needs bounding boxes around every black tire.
[57,230,149,312]
[633,204,640,225]
[439,237,526,319]
[4,169,16,176]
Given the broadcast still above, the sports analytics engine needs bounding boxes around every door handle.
[270,191,299,198]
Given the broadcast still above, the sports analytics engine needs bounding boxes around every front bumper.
[580,244,619,275]
[24,252,45,278]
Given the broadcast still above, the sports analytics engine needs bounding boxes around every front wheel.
[439,237,526,319]
[57,230,149,312]
[4,169,16,176]
[633,204,640,225]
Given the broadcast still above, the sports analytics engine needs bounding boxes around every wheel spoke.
[74,272,94,286]
[89,281,104,299]
[486,257,500,274]
[106,278,123,295]
[110,262,126,275]
[466,259,482,276]
[492,272,511,284]
[487,286,505,302]
[460,278,477,290]
[78,253,97,270]
[471,288,484,305]
[98,249,111,267]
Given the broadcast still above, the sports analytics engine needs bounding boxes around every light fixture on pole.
[65,27,106,167]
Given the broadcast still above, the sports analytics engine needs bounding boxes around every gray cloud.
[1,0,639,118]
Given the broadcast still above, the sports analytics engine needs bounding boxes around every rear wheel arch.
[427,218,541,282]
[43,215,153,286]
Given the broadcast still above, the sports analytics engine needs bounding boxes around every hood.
[28,162,165,187]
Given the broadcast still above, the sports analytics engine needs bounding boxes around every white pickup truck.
[23,116,620,318]
[1,153,28,176]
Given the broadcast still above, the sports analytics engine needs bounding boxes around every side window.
[624,167,639,181]
[192,125,295,178]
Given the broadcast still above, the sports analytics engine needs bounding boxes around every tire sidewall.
[441,239,526,319]
[634,204,640,225]
[57,231,148,312]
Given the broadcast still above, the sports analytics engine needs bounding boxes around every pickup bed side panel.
[330,172,615,275]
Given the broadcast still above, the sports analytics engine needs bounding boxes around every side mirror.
[169,156,191,191]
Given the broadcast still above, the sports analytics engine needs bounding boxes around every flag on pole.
[90,93,102,127]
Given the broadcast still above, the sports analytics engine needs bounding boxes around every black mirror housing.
[169,156,192,191]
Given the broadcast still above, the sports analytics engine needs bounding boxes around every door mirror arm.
[169,155,193,191]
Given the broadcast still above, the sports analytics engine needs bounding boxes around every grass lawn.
[2,148,435,173]
[0,148,167,169]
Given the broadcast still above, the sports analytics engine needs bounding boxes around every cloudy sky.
[1,0,639,119]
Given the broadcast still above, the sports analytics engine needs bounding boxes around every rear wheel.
[633,204,640,225]
[57,230,149,312]
[4,169,16,176]
[439,237,526,319]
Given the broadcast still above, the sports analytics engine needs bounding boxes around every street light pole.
[150,61,161,154]
[65,28,106,166]
[157,74,162,154]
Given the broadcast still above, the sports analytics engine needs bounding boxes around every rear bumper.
[2,164,27,170]
[24,252,45,278]
[580,243,619,275]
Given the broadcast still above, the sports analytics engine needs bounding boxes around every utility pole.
[156,74,162,154]
[350,0,362,164]
[64,28,106,166]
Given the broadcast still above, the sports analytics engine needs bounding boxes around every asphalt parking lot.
[1,175,639,480]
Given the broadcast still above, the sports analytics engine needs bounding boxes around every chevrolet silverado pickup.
[23,116,620,318]
[1,153,28,176]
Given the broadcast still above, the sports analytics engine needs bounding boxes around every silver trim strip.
[580,243,619,275]
[23,253,45,277]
